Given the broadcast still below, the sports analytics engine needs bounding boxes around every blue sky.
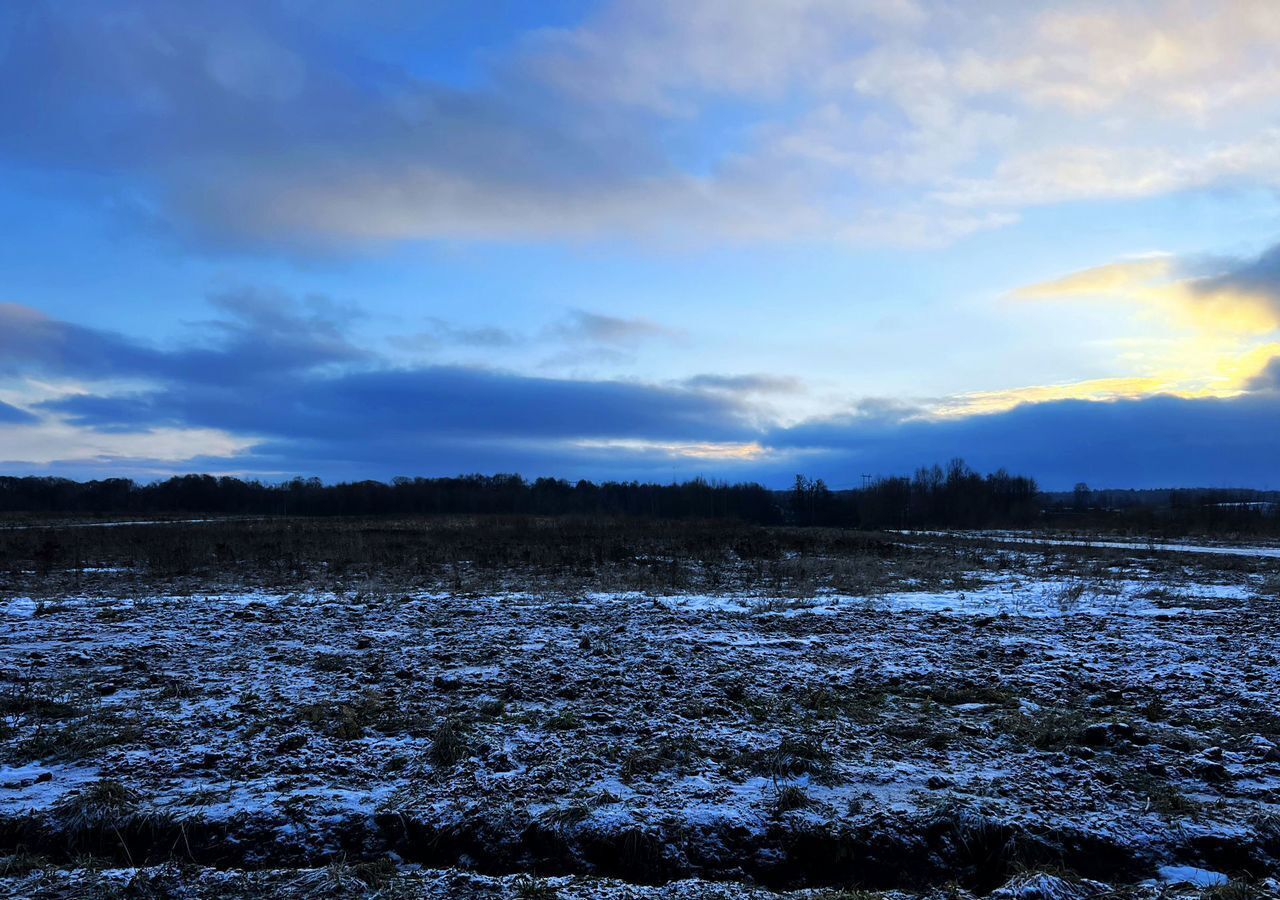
[2,0,1280,489]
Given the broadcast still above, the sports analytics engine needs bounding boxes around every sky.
[2,0,1280,490]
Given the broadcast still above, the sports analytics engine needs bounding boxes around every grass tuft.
[429,718,468,768]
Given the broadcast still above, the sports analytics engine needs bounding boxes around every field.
[2,518,1280,898]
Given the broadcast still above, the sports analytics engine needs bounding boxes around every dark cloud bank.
[2,295,1279,489]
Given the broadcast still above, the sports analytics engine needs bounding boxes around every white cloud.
[10,0,1280,249]
[524,0,927,112]
[510,0,1280,245]
[0,417,254,466]
[934,131,1280,209]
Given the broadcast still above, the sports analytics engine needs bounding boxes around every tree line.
[1041,483,1280,536]
[2,463,1274,533]
[788,460,1040,528]
[0,462,1037,528]
[0,473,783,522]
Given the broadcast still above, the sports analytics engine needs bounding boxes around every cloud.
[552,310,680,346]
[0,302,165,379]
[933,133,1280,211]
[1011,258,1175,301]
[0,418,254,467]
[5,295,1280,486]
[0,400,36,424]
[766,388,1280,489]
[390,319,520,351]
[682,373,803,394]
[0,1,701,249]
[997,244,1280,414]
[5,1,1280,252]
[0,289,367,384]
[1249,356,1280,391]
[40,367,754,444]
[0,297,765,478]
[26,368,766,481]
[525,0,927,112]
[1194,241,1280,311]
[1012,254,1280,335]
[388,310,679,359]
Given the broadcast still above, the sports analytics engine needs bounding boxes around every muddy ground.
[2,519,1279,898]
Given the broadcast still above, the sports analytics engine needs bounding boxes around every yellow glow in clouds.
[945,255,1280,416]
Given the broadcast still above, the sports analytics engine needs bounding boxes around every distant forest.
[1,460,1277,534]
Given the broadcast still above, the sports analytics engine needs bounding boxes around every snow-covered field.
[2,525,1280,898]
